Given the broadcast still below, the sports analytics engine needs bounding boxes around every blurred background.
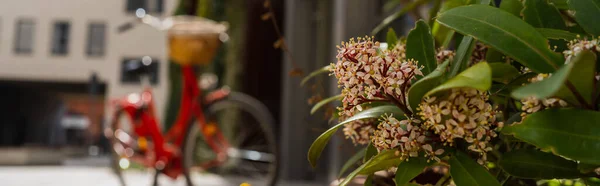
[0,0,418,185]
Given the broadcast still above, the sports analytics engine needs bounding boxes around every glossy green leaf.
[407,20,437,75]
[339,148,367,177]
[371,0,429,35]
[301,66,330,86]
[578,163,600,174]
[340,150,402,186]
[523,0,566,29]
[489,63,520,83]
[536,28,580,41]
[364,175,373,186]
[550,0,569,9]
[364,143,378,163]
[311,95,341,114]
[568,0,600,36]
[387,28,399,49]
[499,148,582,179]
[512,50,596,105]
[449,151,501,186]
[395,157,429,186]
[485,48,505,63]
[308,106,403,167]
[437,5,563,73]
[500,0,524,17]
[503,108,600,165]
[563,50,597,104]
[432,0,466,46]
[428,0,443,27]
[407,60,450,111]
[449,36,476,78]
[426,62,492,96]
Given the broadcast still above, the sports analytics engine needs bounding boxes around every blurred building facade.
[0,0,176,153]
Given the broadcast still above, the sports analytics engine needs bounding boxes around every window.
[50,21,70,55]
[120,57,159,85]
[86,23,106,57]
[127,0,163,13]
[14,19,35,54]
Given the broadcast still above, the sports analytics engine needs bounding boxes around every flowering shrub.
[304,0,600,185]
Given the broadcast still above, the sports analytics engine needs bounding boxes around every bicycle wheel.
[183,92,279,186]
[107,108,160,186]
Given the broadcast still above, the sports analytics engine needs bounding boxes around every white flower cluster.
[372,114,444,162]
[564,38,600,62]
[342,116,376,145]
[331,36,422,117]
[520,74,568,119]
[418,88,502,164]
[436,49,455,63]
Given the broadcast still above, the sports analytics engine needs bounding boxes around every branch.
[565,80,593,109]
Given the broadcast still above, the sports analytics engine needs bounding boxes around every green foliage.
[437,5,563,73]
[522,0,566,29]
[503,109,600,165]
[499,149,582,179]
[339,148,367,177]
[406,20,437,76]
[449,151,501,186]
[308,1,600,185]
[427,62,492,96]
[387,28,399,49]
[512,50,596,106]
[310,95,341,114]
[339,150,403,186]
[568,0,600,36]
[489,62,520,83]
[307,106,403,168]
[407,60,450,111]
[301,66,330,86]
[394,157,429,186]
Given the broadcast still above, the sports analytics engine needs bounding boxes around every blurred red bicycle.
[106,13,278,186]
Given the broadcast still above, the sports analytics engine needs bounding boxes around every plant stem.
[386,94,413,116]
[565,80,593,109]
[501,175,511,186]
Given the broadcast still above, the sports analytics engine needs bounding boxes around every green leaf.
[536,28,580,41]
[407,60,450,111]
[578,163,600,174]
[503,108,600,165]
[301,66,330,86]
[426,62,492,96]
[387,28,399,49]
[568,0,600,36]
[522,0,566,29]
[371,0,429,35]
[436,5,563,73]
[449,151,501,186]
[311,95,342,114]
[308,106,403,167]
[489,63,520,83]
[500,0,524,17]
[407,20,437,75]
[428,0,443,27]
[340,150,402,186]
[339,148,367,177]
[550,0,569,9]
[364,143,378,162]
[395,157,429,186]
[448,36,476,78]
[511,50,596,105]
[485,48,505,63]
[564,50,597,104]
[364,175,373,186]
[499,148,582,179]
[432,0,466,46]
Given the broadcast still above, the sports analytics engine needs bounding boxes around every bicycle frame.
[112,65,231,178]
